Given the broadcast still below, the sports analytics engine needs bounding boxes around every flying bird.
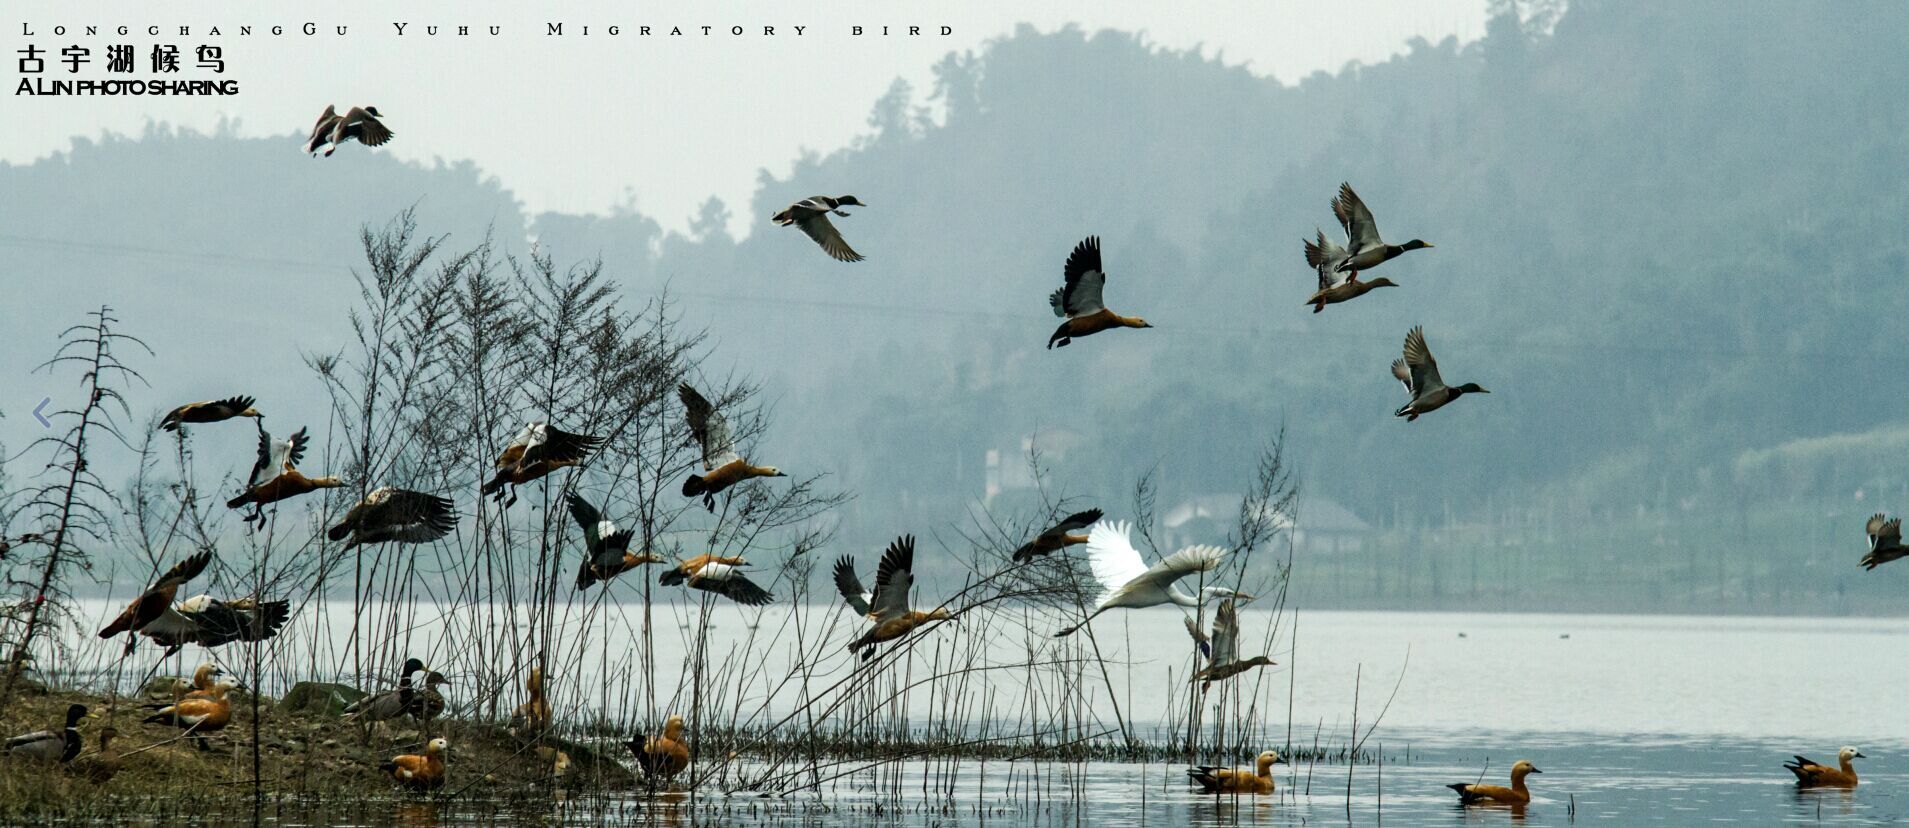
[1859,514,1905,570]
[1011,509,1103,563]
[1054,521,1249,637]
[483,423,603,507]
[327,487,456,549]
[97,550,214,654]
[678,384,785,512]
[1187,750,1285,795]
[1047,236,1152,349]
[838,535,951,661]
[1448,760,1542,806]
[772,195,866,262]
[305,105,394,157]
[1332,182,1431,278]
[1303,228,1396,313]
[1391,326,1488,421]
[138,595,291,657]
[568,492,663,589]
[227,426,344,524]
[659,554,773,606]
[1785,747,1864,788]
[158,396,259,431]
[1186,598,1274,691]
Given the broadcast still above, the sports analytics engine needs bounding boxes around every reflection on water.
[245,733,1906,826]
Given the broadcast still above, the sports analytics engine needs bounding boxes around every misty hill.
[4,1,1906,612]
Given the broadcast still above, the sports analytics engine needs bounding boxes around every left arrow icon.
[32,398,51,428]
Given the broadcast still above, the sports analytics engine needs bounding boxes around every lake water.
[49,605,1909,825]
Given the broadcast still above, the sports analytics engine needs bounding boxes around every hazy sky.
[4,0,1485,235]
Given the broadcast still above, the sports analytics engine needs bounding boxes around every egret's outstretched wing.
[1083,520,1150,593]
[1128,544,1228,590]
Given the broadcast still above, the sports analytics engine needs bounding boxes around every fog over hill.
[4,2,1905,612]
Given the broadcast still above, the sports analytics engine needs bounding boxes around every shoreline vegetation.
[0,211,1379,821]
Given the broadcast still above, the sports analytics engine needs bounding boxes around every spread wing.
[1305,229,1350,291]
[1048,508,1104,537]
[567,492,604,547]
[139,605,204,647]
[246,429,277,487]
[832,555,872,616]
[678,384,739,469]
[1053,236,1108,318]
[522,424,601,466]
[343,107,393,147]
[1868,514,1902,550]
[1391,358,1416,397]
[306,106,338,146]
[1210,598,1241,667]
[360,488,458,542]
[1131,545,1227,593]
[1402,326,1446,393]
[694,564,774,606]
[1334,182,1382,252]
[155,550,213,590]
[1184,616,1212,660]
[794,212,864,262]
[871,535,916,620]
[1083,520,1150,594]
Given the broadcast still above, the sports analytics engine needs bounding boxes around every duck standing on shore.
[5,703,94,763]
[143,675,240,751]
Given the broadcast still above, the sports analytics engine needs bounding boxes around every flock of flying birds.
[4,103,1889,804]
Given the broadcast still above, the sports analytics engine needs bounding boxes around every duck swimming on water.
[1187,750,1284,795]
[1785,747,1863,788]
[1448,759,1541,805]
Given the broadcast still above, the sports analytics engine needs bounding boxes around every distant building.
[984,429,1085,504]
[1162,494,1371,554]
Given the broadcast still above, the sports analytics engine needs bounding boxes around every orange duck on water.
[483,422,603,507]
[834,535,951,661]
[1448,759,1542,806]
[382,737,448,791]
[1047,236,1152,349]
[1187,750,1285,795]
[226,426,344,525]
[626,715,691,784]
[677,384,785,512]
[1786,747,1864,788]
